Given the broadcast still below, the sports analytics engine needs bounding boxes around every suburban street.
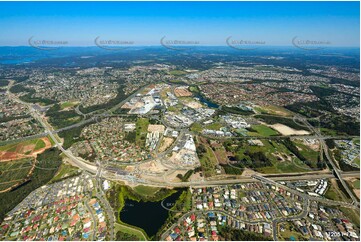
[5,81,359,242]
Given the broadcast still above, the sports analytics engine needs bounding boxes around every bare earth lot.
[174,87,192,97]
[270,123,310,136]
[0,137,52,162]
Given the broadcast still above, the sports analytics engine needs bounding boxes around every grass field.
[212,142,228,164]
[254,105,293,117]
[293,140,319,167]
[324,179,350,202]
[60,101,79,110]
[47,135,56,146]
[279,222,308,241]
[248,125,279,136]
[189,86,200,93]
[320,128,338,136]
[169,70,187,76]
[238,191,246,198]
[34,139,46,150]
[167,106,179,112]
[205,122,223,130]
[274,159,310,173]
[136,118,150,147]
[353,157,360,166]
[197,138,219,177]
[352,137,360,145]
[199,145,218,177]
[352,179,360,189]
[50,163,80,183]
[114,222,147,241]
[133,185,161,197]
[190,123,203,132]
[227,139,311,174]
[340,207,360,227]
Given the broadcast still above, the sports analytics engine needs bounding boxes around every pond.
[195,93,219,109]
[119,189,183,237]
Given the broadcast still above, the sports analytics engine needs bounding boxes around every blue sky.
[0,1,359,47]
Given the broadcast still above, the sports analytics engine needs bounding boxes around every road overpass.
[6,85,361,210]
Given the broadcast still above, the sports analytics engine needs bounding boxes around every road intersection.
[5,83,359,241]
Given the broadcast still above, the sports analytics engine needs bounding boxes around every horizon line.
[0,45,359,48]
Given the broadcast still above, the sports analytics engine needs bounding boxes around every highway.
[7,89,99,173]
[201,133,358,141]
[5,84,153,173]
[295,115,360,207]
[5,82,360,242]
[6,88,361,195]
[252,175,357,209]
[105,169,359,190]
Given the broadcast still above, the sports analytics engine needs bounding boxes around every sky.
[0,1,359,47]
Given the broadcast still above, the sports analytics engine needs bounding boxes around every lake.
[119,190,182,237]
[195,93,219,109]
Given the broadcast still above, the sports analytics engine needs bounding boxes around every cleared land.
[184,100,202,109]
[346,178,360,199]
[255,105,294,117]
[324,178,351,202]
[0,137,52,162]
[158,137,174,153]
[210,141,229,165]
[147,124,165,133]
[270,124,310,136]
[292,139,320,167]
[174,87,192,97]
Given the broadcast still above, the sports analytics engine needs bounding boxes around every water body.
[0,57,38,64]
[119,189,183,237]
[195,93,219,109]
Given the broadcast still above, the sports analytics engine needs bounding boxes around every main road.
[295,115,360,207]
[6,84,359,209]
